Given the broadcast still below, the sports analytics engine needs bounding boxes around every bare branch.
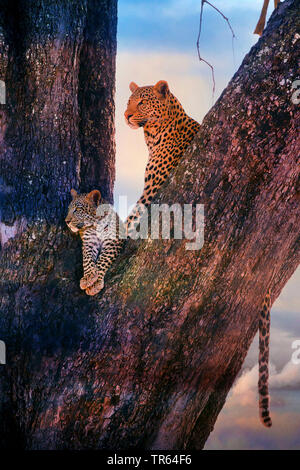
[205,0,236,40]
[254,0,270,36]
[196,1,216,100]
[196,0,236,101]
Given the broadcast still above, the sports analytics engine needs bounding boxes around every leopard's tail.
[258,288,272,427]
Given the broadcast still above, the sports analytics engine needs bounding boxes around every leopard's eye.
[138,100,145,107]
[73,208,78,213]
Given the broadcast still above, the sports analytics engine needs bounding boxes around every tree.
[0,0,299,450]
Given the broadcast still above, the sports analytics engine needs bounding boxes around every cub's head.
[65,189,101,233]
[124,80,170,129]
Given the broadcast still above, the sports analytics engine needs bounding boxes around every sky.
[115,0,300,449]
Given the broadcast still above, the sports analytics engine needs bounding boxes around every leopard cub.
[65,189,124,296]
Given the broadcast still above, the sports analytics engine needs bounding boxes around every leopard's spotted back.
[124,80,200,234]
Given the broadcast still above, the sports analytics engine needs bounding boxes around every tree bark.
[0,0,116,229]
[0,0,299,450]
[0,0,117,449]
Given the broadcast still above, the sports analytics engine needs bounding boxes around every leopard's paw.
[80,270,99,290]
[85,279,105,296]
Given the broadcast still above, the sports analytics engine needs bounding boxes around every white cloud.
[205,359,300,449]
[230,363,275,407]
[205,408,300,450]
[227,359,300,412]
[271,361,300,390]
[272,268,300,314]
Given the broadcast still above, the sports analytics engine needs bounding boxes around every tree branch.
[197,0,236,99]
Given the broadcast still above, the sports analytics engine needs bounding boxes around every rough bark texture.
[0,0,116,230]
[0,0,299,450]
[0,0,117,448]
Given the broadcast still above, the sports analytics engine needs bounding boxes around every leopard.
[124,80,201,235]
[124,80,274,428]
[65,189,124,296]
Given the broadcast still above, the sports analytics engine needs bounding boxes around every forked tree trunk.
[0,0,299,450]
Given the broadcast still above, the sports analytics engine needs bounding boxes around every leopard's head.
[124,80,170,129]
[65,189,101,233]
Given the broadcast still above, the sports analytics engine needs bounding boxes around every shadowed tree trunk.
[0,0,116,228]
[0,0,299,450]
[0,0,117,448]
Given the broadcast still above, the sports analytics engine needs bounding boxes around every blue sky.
[115,0,272,208]
[115,1,300,450]
[118,0,265,53]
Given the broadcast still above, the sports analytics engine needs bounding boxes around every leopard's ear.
[129,81,139,93]
[153,80,169,100]
[70,188,77,199]
[86,189,101,207]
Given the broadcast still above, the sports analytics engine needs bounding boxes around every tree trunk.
[0,0,117,449]
[0,0,116,228]
[0,0,299,450]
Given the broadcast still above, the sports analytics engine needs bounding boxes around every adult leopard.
[124,80,201,235]
[124,80,273,427]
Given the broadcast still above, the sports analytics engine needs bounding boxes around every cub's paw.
[85,279,105,296]
[80,270,99,290]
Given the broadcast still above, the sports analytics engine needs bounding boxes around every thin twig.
[197,0,216,101]
[205,0,236,40]
[205,0,236,64]
[197,0,236,102]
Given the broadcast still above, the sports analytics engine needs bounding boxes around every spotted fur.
[65,189,124,296]
[258,288,272,427]
[124,80,200,234]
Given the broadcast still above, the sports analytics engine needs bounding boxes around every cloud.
[271,361,300,390]
[242,268,300,370]
[229,363,275,408]
[205,409,300,450]
[204,295,300,449]
[272,268,300,315]
[231,359,300,405]
[205,360,300,450]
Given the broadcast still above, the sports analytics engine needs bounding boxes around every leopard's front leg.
[125,160,164,236]
[80,229,101,290]
[85,239,124,296]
